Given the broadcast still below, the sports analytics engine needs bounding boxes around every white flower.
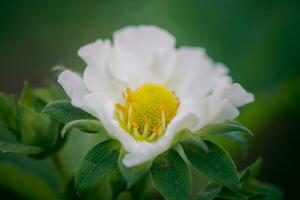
[58,25,254,167]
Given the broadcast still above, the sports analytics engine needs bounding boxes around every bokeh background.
[0,0,299,199]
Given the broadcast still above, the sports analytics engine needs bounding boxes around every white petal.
[112,25,176,87]
[113,25,175,66]
[83,63,126,100]
[207,96,240,123]
[213,63,232,89]
[78,39,126,99]
[167,47,231,99]
[225,83,254,107]
[83,93,134,147]
[193,83,254,127]
[78,39,111,66]
[58,70,89,108]
[57,70,103,117]
[122,153,154,167]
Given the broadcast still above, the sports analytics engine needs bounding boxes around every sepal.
[43,100,95,123]
[75,139,121,193]
[61,119,106,137]
[182,140,240,190]
[150,148,192,200]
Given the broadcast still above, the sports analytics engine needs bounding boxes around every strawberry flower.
[58,25,254,167]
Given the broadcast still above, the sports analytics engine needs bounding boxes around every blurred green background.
[0,0,299,199]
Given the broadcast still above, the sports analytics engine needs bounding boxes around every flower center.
[115,83,179,142]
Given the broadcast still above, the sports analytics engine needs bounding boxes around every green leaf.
[182,141,240,189]
[61,119,106,137]
[0,162,58,200]
[223,132,248,152]
[64,178,112,200]
[0,140,45,154]
[205,131,249,156]
[150,148,192,200]
[75,139,121,193]
[239,158,282,200]
[179,129,208,152]
[118,149,150,187]
[197,182,222,200]
[43,100,95,123]
[198,120,253,137]
[243,180,283,200]
[240,158,262,183]
[242,180,283,200]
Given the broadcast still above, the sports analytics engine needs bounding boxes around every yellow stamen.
[133,127,140,139]
[161,109,166,132]
[147,131,157,141]
[142,120,149,138]
[115,83,179,142]
[127,106,132,131]
[116,103,125,123]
